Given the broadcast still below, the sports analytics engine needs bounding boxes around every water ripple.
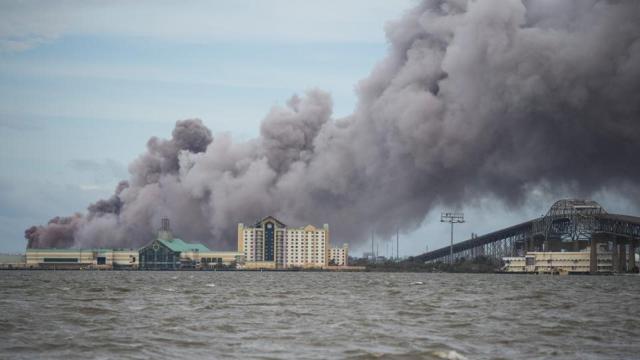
[1,272,639,359]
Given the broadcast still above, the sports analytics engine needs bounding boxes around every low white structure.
[26,248,138,269]
[503,249,613,274]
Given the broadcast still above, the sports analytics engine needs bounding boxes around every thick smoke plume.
[26,0,640,249]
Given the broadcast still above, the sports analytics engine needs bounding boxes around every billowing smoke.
[25,214,82,248]
[26,0,640,249]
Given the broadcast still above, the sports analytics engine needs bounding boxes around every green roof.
[158,238,210,252]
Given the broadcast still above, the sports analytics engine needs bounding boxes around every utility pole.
[396,229,399,260]
[371,230,374,261]
[441,212,465,264]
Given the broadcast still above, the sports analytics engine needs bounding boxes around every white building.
[328,244,349,266]
[25,248,138,269]
[238,216,329,269]
[503,249,613,274]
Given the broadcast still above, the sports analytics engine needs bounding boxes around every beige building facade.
[26,248,138,269]
[328,244,349,266]
[238,216,330,269]
[503,249,613,274]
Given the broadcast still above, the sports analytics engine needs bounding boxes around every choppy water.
[1,271,639,359]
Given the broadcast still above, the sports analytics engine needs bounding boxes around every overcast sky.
[1,0,638,255]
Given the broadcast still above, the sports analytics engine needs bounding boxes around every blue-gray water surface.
[1,271,639,359]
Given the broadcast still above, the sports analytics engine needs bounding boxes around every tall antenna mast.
[371,230,374,261]
[396,229,399,260]
[441,212,465,264]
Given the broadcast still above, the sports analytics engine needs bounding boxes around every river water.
[0,271,639,359]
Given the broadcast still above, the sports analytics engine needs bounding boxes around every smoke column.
[25,0,640,249]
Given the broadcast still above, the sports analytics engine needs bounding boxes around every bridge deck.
[416,213,640,262]
[416,220,534,262]
[599,213,640,225]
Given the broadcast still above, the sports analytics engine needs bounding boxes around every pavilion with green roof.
[138,218,211,270]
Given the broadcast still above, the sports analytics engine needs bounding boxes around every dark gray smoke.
[87,180,129,218]
[25,214,82,248]
[26,0,640,249]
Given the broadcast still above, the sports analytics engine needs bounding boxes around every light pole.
[396,228,399,261]
[441,212,465,264]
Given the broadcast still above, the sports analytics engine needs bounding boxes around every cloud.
[0,0,415,52]
[68,158,128,181]
[0,1,76,52]
[0,116,42,131]
[78,184,114,191]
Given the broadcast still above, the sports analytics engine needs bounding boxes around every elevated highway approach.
[416,199,640,273]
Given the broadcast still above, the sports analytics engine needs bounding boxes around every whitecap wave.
[432,350,468,360]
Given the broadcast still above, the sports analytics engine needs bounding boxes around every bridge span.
[416,199,640,273]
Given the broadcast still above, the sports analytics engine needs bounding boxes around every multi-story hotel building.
[238,216,330,269]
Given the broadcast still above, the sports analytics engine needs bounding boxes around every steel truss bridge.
[416,200,640,272]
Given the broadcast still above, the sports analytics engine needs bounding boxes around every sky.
[1,0,638,255]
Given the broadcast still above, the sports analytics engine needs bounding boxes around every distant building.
[238,216,329,269]
[0,253,26,269]
[25,248,138,270]
[503,247,615,274]
[328,244,349,266]
[24,218,243,270]
[139,218,243,270]
[139,238,209,270]
[362,252,375,261]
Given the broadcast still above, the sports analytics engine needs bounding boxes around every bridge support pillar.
[590,237,599,274]
[620,243,627,273]
[629,240,637,272]
[612,242,619,273]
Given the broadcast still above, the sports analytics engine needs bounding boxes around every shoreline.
[0,267,625,275]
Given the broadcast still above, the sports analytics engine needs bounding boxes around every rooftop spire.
[158,217,173,240]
